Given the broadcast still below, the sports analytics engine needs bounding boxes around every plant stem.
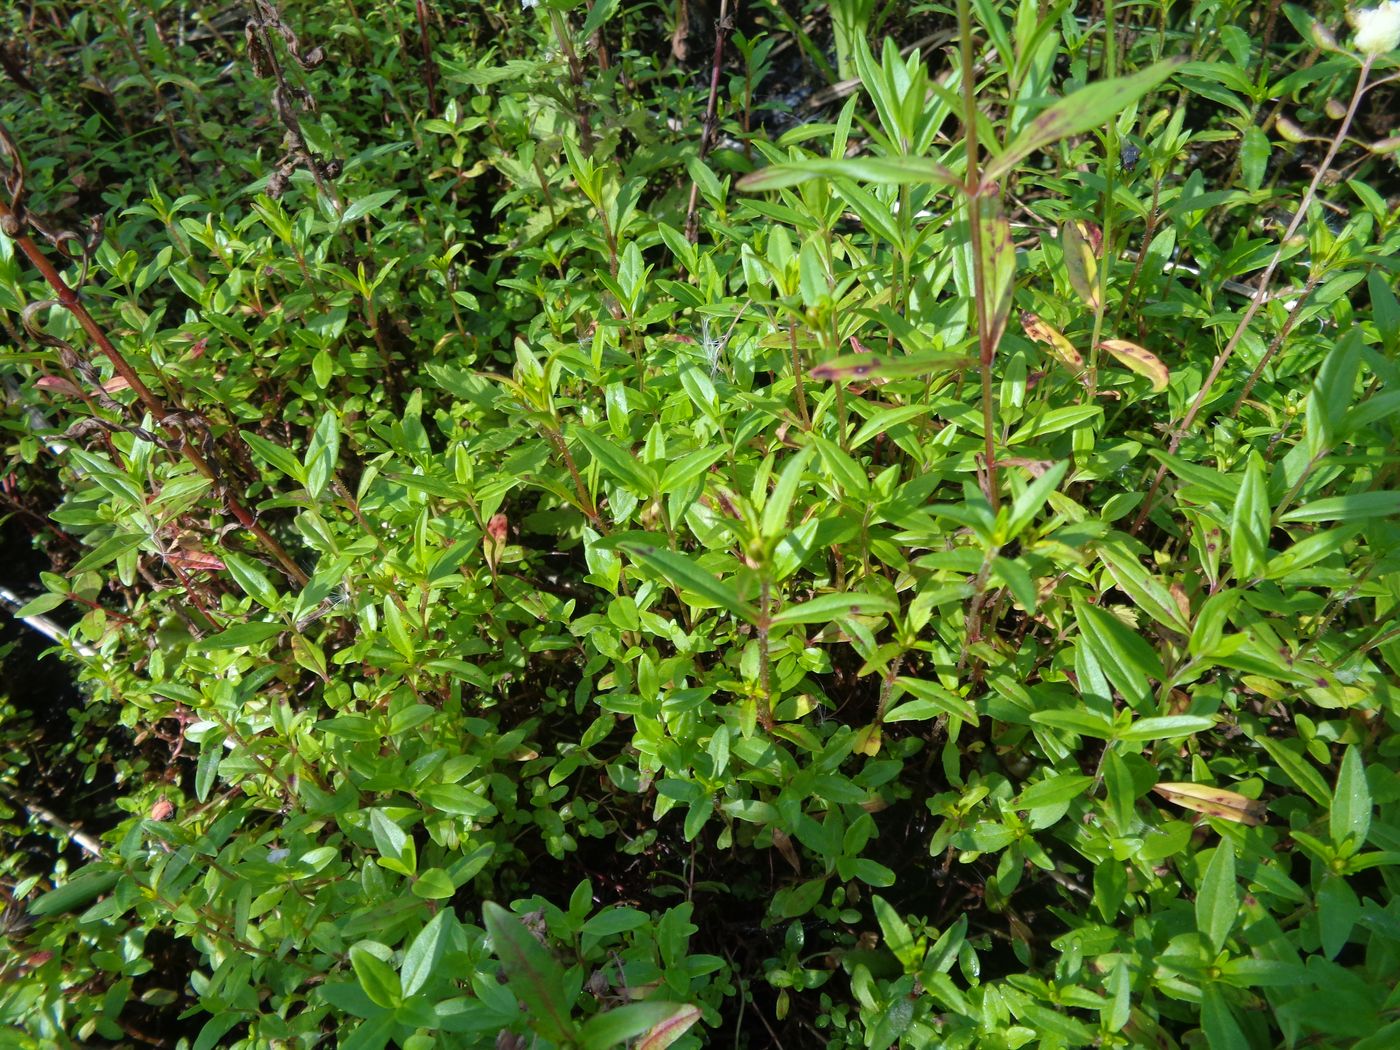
[685,0,732,242]
[1130,56,1374,535]
[956,0,998,505]
[0,196,309,587]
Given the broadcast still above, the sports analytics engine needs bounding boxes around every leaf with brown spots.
[1101,338,1169,392]
[810,350,970,382]
[1152,782,1267,826]
[1020,310,1084,368]
[1061,220,1100,313]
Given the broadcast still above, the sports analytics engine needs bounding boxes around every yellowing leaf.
[1061,220,1100,312]
[1152,782,1267,826]
[1020,310,1083,368]
[637,1004,704,1050]
[1101,338,1169,392]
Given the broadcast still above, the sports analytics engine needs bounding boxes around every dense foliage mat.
[2,0,1399,1046]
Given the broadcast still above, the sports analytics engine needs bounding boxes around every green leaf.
[71,533,146,574]
[1330,746,1371,856]
[1196,841,1237,954]
[769,590,898,625]
[738,154,963,193]
[201,621,285,649]
[305,409,340,500]
[619,541,756,622]
[1229,452,1270,580]
[1201,986,1249,1050]
[350,942,402,1010]
[1249,733,1332,807]
[401,908,453,996]
[410,867,456,900]
[1097,543,1190,634]
[579,1002,685,1050]
[987,59,1184,180]
[369,809,416,877]
[573,426,657,495]
[1029,709,1116,738]
[27,866,120,917]
[762,447,814,540]
[1279,491,1400,522]
[223,553,279,609]
[1240,124,1270,190]
[886,678,978,722]
[1004,459,1069,541]
[580,0,619,34]
[1118,715,1215,742]
[341,189,399,225]
[1015,775,1096,810]
[1305,330,1362,456]
[241,430,306,483]
[13,591,67,617]
[872,894,921,971]
[482,901,577,1044]
[1073,600,1162,708]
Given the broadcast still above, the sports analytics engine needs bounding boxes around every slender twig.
[0,783,103,859]
[1130,56,1374,535]
[414,0,438,114]
[0,194,308,587]
[685,0,732,243]
[956,0,998,505]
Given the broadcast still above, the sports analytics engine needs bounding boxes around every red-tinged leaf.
[1019,311,1084,368]
[978,195,1016,351]
[637,1004,704,1050]
[1101,338,1169,391]
[1152,782,1267,826]
[482,902,577,1044]
[810,350,969,382]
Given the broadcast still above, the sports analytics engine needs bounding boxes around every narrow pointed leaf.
[1330,746,1371,855]
[620,542,756,622]
[637,1004,704,1050]
[1100,339,1168,391]
[1196,842,1237,954]
[986,59,1184,180]
[1020,311,1083,368]
[738,155,963,193]
[810,350,971,382]
[1152,782,1267,826]
[483,901,577,1044]
[1061,220,1100,312]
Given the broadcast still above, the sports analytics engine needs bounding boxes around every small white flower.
[1351,1,1400,55]
[520,0,539,8]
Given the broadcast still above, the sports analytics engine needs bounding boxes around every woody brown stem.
[0,196,309,586]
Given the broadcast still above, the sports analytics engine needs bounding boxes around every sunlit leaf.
[1152,782,1267,825]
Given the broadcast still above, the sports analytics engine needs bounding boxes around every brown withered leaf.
[1152,782,1267,826]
